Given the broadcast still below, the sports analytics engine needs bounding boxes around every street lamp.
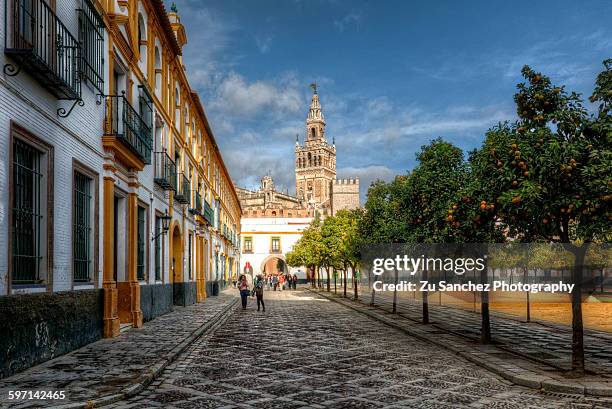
[151,210,172,241]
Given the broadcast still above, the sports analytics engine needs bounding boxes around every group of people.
[236,272,301,311]
[263,273,298,291]
[237,274,265,311]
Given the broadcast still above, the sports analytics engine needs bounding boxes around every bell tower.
[295,85,336,213]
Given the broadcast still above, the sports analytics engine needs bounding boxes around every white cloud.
[209,72,303,118]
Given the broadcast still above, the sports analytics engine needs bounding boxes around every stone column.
[103,175,119,337]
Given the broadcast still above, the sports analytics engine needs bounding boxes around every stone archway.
[170,224,183,305]
[260,255,288,276]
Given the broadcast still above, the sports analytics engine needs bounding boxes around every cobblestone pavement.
[362,288,612,376]
[0,293,238,409]
[110,290,611,409]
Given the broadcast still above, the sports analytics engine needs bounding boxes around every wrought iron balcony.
[4,0,81,100]
[203,200,214,226]
[104,93,152,165]
[174,173,191,205]
[190,191,203,216]
[154,151,177,190]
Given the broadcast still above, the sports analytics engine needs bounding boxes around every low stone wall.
[140,283,174,323]
[173,282,197,306]
[0,289,103,379]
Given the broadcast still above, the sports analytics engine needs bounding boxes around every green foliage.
[358,60,611,245]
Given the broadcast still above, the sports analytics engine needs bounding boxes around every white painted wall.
[239,217,313,281]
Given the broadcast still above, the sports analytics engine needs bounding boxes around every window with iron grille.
[73,171,92,282]
[154,215,162,281]
[78,0,105,93]
[137,205,146,281]
[12,139,43,284]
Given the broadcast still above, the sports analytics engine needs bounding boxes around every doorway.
[171,225,183,305]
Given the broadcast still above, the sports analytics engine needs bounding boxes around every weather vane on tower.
[310,82,318,94]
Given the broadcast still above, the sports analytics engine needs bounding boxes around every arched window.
[154,46,161,97]
[311,128,316,139]
[138,14,147,64]
[308,152,311,167]
[174,85,180,125]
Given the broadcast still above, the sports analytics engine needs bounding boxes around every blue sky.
[171,0,611,201]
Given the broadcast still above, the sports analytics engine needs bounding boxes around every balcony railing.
[4,0,81,100]
[203,200,214,226]
[190,191,203,215]
[104,93,152,164]
[174,173,190,205]
[154,151,176,190]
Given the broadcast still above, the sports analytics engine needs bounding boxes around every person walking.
[279,274,285,291]
[254,274,265,312]
[237,274,250,310]
[272,275,278,291]
[293,273,298,289]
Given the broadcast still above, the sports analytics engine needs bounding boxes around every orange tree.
[398,139,467,322]
[450,62,611,375]
[359,179,404,306]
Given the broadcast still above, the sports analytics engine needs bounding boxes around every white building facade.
[239,216,313,282]
[0,0,240,379]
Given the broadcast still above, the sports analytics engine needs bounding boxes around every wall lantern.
[151,210,172,241]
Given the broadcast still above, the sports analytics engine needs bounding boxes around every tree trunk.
[353,263,358,300]
[370,266,376,306]
[571,245,586,376]
[333,267,337,294]
[524,267,530,322]
[422,268,429,324]
[481,262,491,343]
[311,266,315,288]
[343,262,348,298]
[392,267,398,313]
[326,265,331,292]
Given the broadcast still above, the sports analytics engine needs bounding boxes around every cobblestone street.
[111,290,609,409]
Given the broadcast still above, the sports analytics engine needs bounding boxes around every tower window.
[311,128,316,139]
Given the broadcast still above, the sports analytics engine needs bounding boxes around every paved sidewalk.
[0,292,239,409]
[109,290,609,409]
[313,288,612,397]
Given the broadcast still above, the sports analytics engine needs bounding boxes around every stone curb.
[53,296,240,409]
[308,289,612,397]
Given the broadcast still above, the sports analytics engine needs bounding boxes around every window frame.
[271,236,281,253]
[8,122,54,293]
[136,202,148,282]
[71,160,99,288]
[243,236,252,253]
